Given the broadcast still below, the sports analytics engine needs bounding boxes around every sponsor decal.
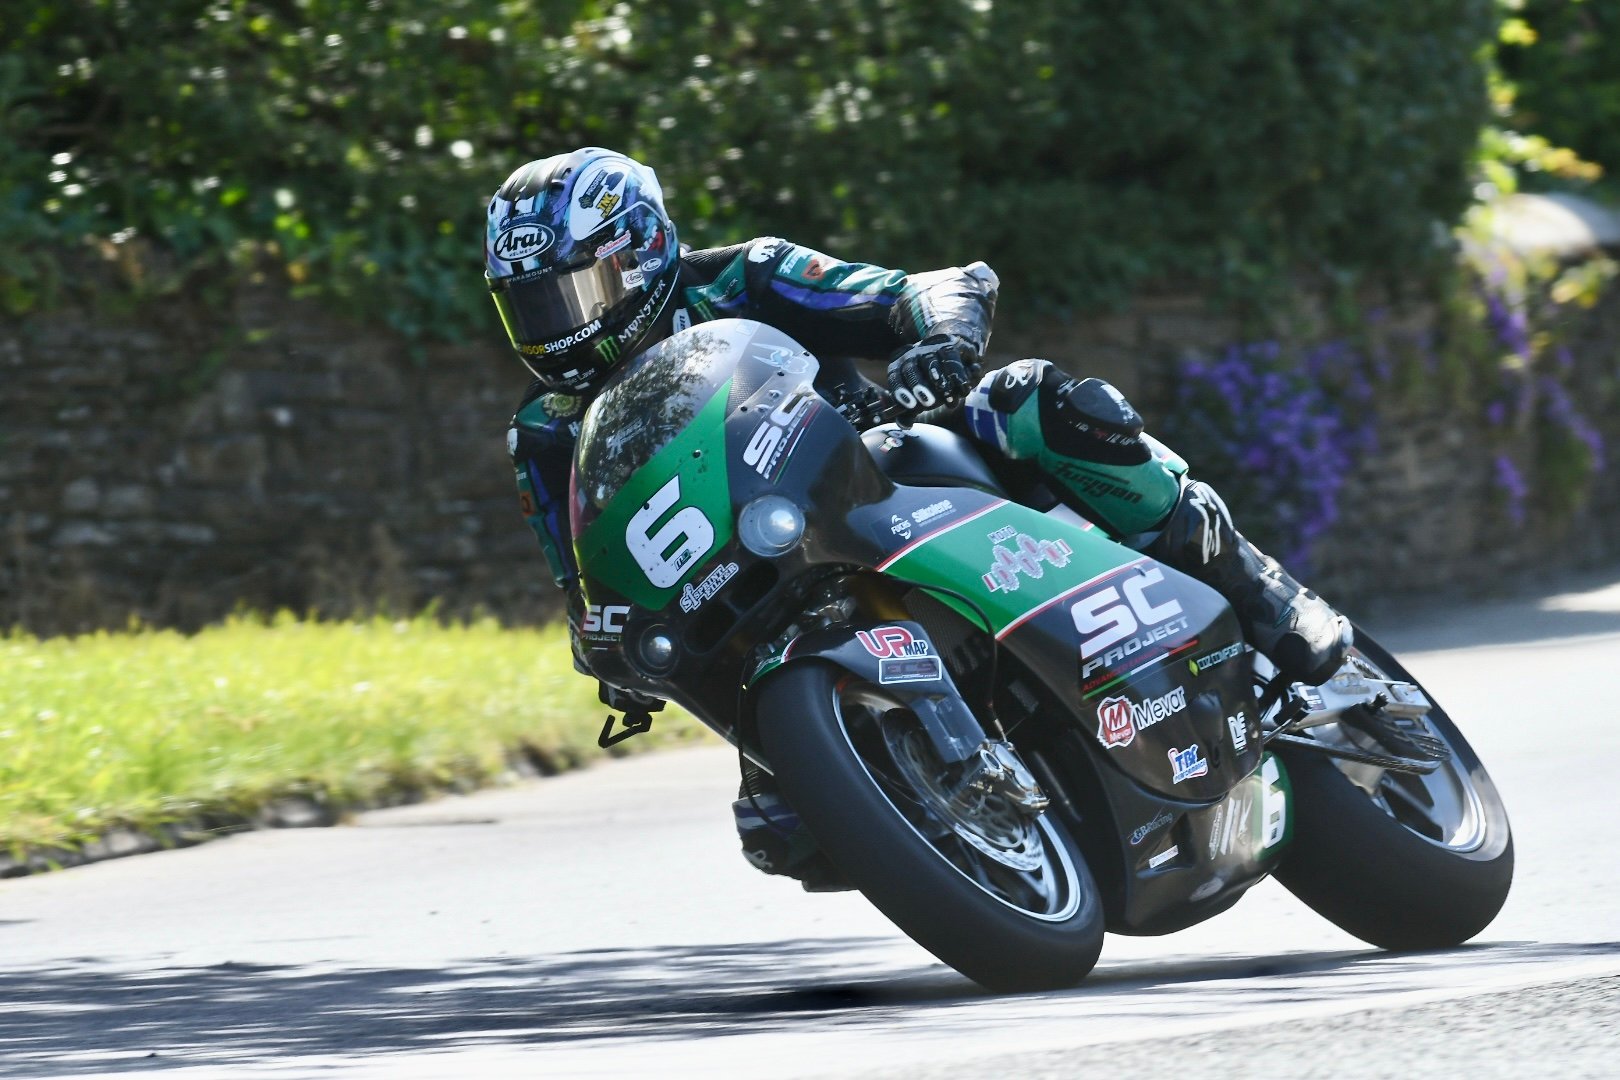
[1147,845,1179,869]
[1049,461,1145,506]
[577,165,625,209]
[606,417,649,455]
[1260,755,1288,850]
[1207,792,1252,858]
[641,257,663,274]
[581,603,631,638]
[988,525,1017,543]
[520,316,604,356]
[879,655,943,684]
[1094,686,1188,749]
[1073,566,1185,659]
[494,220,554,263]
[742,387,817,481]
[545,393,584,419]
[855,625,931,659]
[1226,710,1249,753]
[678,561,739,613]
[615,278,668,344]
[1003,360,1038,388]
[568,159,632,239]
[983,533,1073,593]
[804,256,827,280]
[1188,642,1244,676]
[621,267,645,288]
[748,237,788,263]
[595,232,632,258]
[750,344,813,375]
[1073,566,1196,695]
[886,499,958,542]
[1168,744,1209,784]
[1128,809,1175,847]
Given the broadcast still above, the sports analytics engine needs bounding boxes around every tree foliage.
[1,0,1497,337]
[1497,0,1620,190]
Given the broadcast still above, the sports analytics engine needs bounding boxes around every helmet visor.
[491,252,642,360]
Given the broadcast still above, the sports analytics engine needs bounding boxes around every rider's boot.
[963,361,1351,686]
[1145,479,1352,686]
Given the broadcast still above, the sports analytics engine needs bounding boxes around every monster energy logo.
[595,336,622,363]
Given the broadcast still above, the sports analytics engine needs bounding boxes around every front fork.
[749,616,1048,814]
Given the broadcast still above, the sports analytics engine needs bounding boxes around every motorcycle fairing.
[861,488,1260,801]
[758,620,992,767]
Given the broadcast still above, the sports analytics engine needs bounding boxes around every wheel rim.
[831,681,1084,921]
[1260,652,1489,854]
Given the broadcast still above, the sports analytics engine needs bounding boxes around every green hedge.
[1,1,1497,339]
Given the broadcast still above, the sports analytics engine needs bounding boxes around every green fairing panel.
[880,499,1144,638]
[574,384,734,611]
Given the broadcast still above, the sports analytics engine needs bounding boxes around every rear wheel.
[1271,627,1513,949]
[756,662,1104,992]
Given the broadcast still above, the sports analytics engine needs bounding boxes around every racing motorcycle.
[570,318,1513,992]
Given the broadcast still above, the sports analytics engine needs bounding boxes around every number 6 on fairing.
[626,474,716,587]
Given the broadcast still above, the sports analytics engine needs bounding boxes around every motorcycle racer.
[487,147,1351,887]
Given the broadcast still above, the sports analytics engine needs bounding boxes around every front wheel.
[1272,627,1513,950]
[755,662,1104,992]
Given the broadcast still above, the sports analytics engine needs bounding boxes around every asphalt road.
[3,568,1620,1078]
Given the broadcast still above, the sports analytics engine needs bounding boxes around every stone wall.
[2,279,550,634]
[3,264,1617,636]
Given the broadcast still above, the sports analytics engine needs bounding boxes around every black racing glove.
[886,334,980,414]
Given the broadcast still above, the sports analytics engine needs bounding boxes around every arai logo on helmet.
[494,221,554,263]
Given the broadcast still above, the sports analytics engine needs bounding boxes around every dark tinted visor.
[491,252,640,356]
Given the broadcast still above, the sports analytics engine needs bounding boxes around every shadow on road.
[2,939,1617,1076]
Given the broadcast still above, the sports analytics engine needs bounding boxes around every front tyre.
[1273,627,1513,950]
[755,662,1105,992]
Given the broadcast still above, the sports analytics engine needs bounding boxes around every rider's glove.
[886,334,980,414]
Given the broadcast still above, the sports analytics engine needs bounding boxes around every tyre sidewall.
[756,662,1105,992]
[1274,629,1514,950]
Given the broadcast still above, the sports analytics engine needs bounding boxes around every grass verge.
[1,613,715,859]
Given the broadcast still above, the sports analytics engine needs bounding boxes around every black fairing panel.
[861,423,1006,494]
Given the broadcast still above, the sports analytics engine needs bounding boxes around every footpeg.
[1344,707,1450,763]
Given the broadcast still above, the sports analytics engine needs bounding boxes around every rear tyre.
[756,662,1105,992]
[1273,627,1513,950]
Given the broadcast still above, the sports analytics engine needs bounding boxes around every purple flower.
[1492,453,1529,525]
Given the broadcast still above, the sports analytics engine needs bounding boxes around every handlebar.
[834,383,908,429]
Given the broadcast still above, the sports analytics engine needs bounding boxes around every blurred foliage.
[0,0,1498,339]
[1495,0,1619,191]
